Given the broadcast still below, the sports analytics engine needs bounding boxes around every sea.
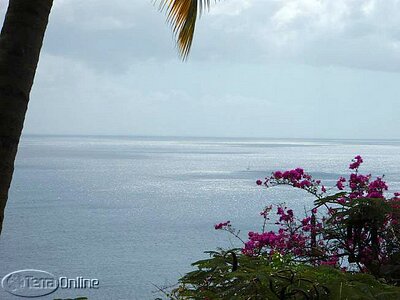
[0,135,399,299]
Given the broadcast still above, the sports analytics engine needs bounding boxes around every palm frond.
[158,0,214,60]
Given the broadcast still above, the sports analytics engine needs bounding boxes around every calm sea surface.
[0,136,399,299]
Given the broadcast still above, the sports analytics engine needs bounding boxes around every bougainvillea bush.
[160,156,400,299]
[245,155,400,277]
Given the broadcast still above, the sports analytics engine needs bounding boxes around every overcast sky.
[1,0,399,139]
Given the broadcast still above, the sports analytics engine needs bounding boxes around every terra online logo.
[1,269,58,297]
[1,269,99,298]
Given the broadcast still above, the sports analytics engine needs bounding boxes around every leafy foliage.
[164,249,400,299]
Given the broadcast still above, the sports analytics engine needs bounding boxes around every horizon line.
[21,133,400,141]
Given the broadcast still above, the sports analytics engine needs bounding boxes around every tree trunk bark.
[0,0,53,235]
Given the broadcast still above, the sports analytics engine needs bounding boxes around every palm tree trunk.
[0,0,53,235]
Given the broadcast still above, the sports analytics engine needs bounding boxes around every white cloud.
[192,0,400,71]
[209,0,252,16]
[17,0,395,72]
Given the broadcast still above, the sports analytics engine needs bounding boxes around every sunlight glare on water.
[0,136,399,299]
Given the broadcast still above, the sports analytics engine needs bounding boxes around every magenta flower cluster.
[335,156,389,200]
[257,166,326,198]
[241,205,310,258]
[214,220,230,230]
[214,156,400,274]
[349,155,363,169]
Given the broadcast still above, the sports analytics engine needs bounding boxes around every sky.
[0,0,399,139]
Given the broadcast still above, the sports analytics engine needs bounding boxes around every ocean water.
[0,135,399,299]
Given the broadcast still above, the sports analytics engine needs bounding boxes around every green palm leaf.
[158,0,216,59]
